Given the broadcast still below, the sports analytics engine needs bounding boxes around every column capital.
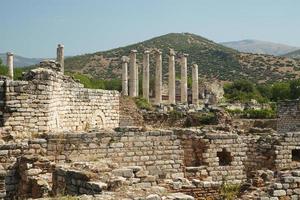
[179,53,189,57]
[192,63,198,68]
[57,44,64,48]
[144,50,150,54]
[130,49,137,53]
[7,52,13,56]
[154,49,162,55]
[169,49,176,56]
[121,56,130,63]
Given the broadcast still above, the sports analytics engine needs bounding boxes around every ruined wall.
[0,128,252,199]
[243,135,276,175]
[175,130,247,183]
[46,129,184,179]
[0,129,184,199]
[277,100,300,133]
[0,64,119,138]
[274,133,300,170]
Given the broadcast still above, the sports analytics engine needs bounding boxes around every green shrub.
[224,80,268,103]
[185,112,217,126]
[242,109,276,119]
[134,97,152,111]
[226,109,242,115]
[197,112,217,124]
[220,181,240,200]
[271,82,291,101]
[169,110,184,120]
[52,196,79,200]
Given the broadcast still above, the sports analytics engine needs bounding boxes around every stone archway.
[90,110,107,129]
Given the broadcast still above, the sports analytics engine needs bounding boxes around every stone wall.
[46,129,184,179]
[0,128,184,199]
[243,135,276,175]
[175,129,247,183]
[274,133,300,170]
[0,61,119,139]
[277,100,300,133]
[0,128,254,199]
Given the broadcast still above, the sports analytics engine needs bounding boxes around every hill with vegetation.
[221,39,299,56]
[64,33,300,83]
[283,49,300,59]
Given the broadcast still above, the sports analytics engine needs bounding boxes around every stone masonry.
[0,60,119,138]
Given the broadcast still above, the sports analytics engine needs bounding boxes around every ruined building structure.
[1,45,300,199]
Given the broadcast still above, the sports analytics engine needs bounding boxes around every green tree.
[257,84,272,100]
[271,82,291,101]
[290,79,300,99]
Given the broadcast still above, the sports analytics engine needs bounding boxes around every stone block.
[272,190,286,197]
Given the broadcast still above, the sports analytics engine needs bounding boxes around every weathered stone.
[167,193,194,200]
[146,194,161,200]
[272,190,286,196]
[112,168,134,178]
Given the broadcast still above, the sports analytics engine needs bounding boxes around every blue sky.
[0,0,299,57]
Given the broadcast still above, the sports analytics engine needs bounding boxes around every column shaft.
[129,50,137,97]
[155,50,162,105]
[168,49,176,104]
[56,44,64,73]
[180,54,188,103]
[7,52,14,80]
[192,64,199,105]
[121,56,129,96]
[143,51,150,101]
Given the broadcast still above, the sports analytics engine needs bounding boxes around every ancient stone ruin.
[1,45,300,200]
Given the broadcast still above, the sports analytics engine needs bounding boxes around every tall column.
[180,53,188,103]
[121,56,129,96]
[129,50,137,97]
[192,63,199,105]
[168,49,176,104]
[154,50,162,105]
[136,60,139,97]
[56,44,64,73]
[7,52,14,80]
[143,50,150,101]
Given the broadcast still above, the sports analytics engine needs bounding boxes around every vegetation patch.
[224,79,300,103]
[242,109,276,119]
[169,110,185,121]
[220,180,241,200]
[227,108,276,119]
[185,112,217,127]
[134,97,152,111]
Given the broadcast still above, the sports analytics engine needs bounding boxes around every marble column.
[56,44,64,73]
[154,50,162,105]
[192,63,199,105]
[180,53,188,103]
[7,52,14,80]
[121,56,129,96]
[168,49,176,104]
[143,50,150,101]
[129,50,138,97]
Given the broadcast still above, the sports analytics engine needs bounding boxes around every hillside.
[283,49,300,59]
[64,33,300,83]
[0,53,43,67]
[221,39,299,56]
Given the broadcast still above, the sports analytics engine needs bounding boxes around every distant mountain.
[283,49,300,59]
[65,33,300,83]
[0,53,44,67]
[221,40,299,56]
